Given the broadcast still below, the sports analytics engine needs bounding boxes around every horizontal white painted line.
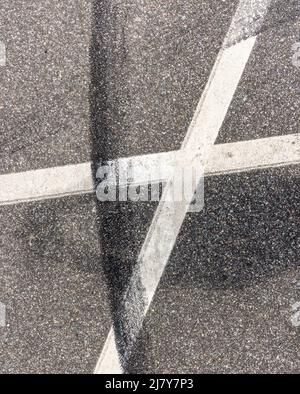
[116,133,300,186]
[0,134,299,206]
[208,133,300,175]
[0,162,93,206]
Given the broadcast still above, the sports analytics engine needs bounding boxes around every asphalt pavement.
[0,0,299,374]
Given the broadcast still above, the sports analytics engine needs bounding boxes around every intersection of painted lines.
[94,0,275,374]
[0,133,299,207]
[0,0,297,375]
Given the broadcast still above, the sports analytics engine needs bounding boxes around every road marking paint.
[0,134,299,206]
[94,0,273,373]
[225,0,272,47]
[117,134,300,184]
[94,327,123,374]
[0,162,93,206]
[207,134,300,175]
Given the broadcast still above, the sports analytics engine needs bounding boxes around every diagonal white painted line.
[94,327,123,374]
[1,134,299,207]
[225,0,272,47]
[94,0,273,374]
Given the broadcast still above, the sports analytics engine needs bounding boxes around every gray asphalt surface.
[217,3,300,143]
[90,0,238,161]
[127,166,300,373]
[0,194,111,373]
[0,0,91,174]
[0,0,299,374]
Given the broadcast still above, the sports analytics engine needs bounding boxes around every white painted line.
[1,134,299,207]
[225,0,272,47]
[207,133,300,176]
[114,36,257,365]
[116,133,300,184]
[94,327,123,374]
[94,0,272,373]
[0,162,93,206]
